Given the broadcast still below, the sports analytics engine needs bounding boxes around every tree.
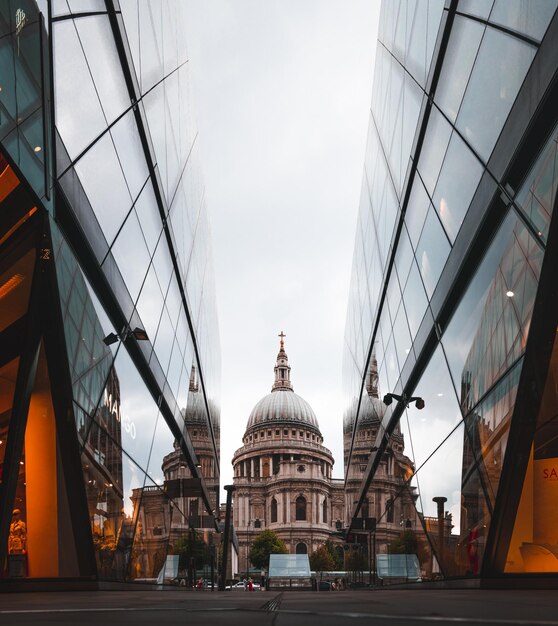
[173,529,208,573]
[345,548,367,574]
[309,545,336,580]
[388,529,428,565]
[388,529,418,555]
[248,529,287,570]
[324,540,343,570]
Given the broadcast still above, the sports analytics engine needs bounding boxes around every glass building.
[343,0,558,583]
[0,0,220,585]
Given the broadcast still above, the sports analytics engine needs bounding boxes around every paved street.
[1,588,558,626]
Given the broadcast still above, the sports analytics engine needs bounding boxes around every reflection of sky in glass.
[405,346,463,470]
[414,423,465,534]
[122,454,147,517]
[113,347,160,472]
[379,345,466,534]
[147,412,176,485]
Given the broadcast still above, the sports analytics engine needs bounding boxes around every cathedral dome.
[246,390,320,432]
[245,333,321,435]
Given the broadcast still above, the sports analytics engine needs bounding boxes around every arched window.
[271,498,278,523]
[295,495,306,521]
[322,498,328,523]
[296,542,307,554]
[386,498,394,523]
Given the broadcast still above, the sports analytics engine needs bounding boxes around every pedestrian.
[196,578,203,590]
[243,578,247,591]
[248,577,254,591]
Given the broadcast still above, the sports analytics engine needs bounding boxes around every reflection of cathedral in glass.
[458,217,539,575]
[0,1,220,585]
[343,0,558,584]
[129,365,219,582]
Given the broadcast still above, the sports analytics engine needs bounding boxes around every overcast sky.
[182,1,381,499]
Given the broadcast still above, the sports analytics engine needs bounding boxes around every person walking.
[248,577,254,591]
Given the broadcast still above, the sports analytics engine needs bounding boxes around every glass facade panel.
[138,2,164,95]
[107,211,151,305]
[1,1,220,585]
[0,0,50,202]
[134,181,163,256]
[53,19,107,160]
[489,0,558,43]
[433,130,484,242]
[415,206,450,297]
[110,111,150,202]
[73,133,133,247]
[73,15,130,125]
[445,211,543,409]
[414,423,470,577]
[434,15,485,124]
[402,261,429,339]
[513,125,558,246]
[344,0,557,583]
[458,0,494,20]
[456,27,536,162]
[406,345,463,471]
[416,106,453,199]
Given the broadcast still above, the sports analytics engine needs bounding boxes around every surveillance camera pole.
[383,393,425,410]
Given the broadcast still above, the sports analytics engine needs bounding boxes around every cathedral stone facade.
[130,335,424,581]
[232,335,418,577]
[232,335,344,572]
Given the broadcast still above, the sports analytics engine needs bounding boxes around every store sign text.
[104,389,136,439]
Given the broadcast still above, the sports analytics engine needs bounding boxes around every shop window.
[505,330,558,573]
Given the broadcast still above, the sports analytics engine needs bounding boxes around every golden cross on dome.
[278,331,286,349]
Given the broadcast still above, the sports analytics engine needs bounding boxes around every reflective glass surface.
[456,26,536,162]
[489,0,558,43]
[343,0,557,583]
[0,1,220,583]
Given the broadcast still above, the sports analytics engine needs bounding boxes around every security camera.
[383,394,393,406]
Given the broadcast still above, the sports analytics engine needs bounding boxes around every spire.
[189,364,199,392]
[271,331,293,392]
[366,352,379,399]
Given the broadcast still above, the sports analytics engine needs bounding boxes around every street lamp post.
[219,485,235,591]
[245,520,251,580]
[433,496,447,574]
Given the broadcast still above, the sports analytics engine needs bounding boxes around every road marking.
[261,592,283,612]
